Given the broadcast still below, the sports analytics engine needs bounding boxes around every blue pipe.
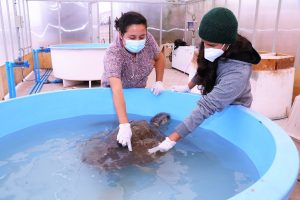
[5,60,30,98]
[29,47,52,95]
[28,69,52,95]
[28,72,43,94]
[5,62,15,98]
[28,69,48,94]
[34,69,52,93]
[32,47,51,83]
[45,79,63,84]
[32,49,40,82]
[5,47,52,98]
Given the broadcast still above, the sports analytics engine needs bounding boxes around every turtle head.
[150,112,171,127]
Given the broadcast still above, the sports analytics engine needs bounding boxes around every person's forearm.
[168,131,182,142]
[112,89,128,124]
[109,78,128,124]
[154,52,165,81]
[188,81,196,90]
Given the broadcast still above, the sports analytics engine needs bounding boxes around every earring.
[226,44,231,51]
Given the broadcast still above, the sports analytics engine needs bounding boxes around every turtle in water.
[81,112,170,170]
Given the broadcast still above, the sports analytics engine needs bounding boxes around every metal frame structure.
[1,0,290,65]
[0,0,9,61]
[0,0,32,63]
[0,0,298,99]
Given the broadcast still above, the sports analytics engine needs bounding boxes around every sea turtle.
[81,112,170,170]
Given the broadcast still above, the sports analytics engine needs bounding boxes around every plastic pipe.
[251,0,260,47]
[25,0,32,47]
[272,0,282,53]
[21,0,29,54]
[12,0,22,61]
[88,2,93,42]
[17,0,24,53]
[34,69,52,93]
[46,79,63,84]
[5,62,15,98]
[5,60,30,98]
[184,4,187,42]
[32,49,40,83]
[58,2,62,44]
[109,2,113,43]
[96,2,100,43]
[32,47,51,83]
[159,4,162,46]
[29,47,51,95]
[28,68,52,95]
[238,0,242,23]
[6,0,16,59]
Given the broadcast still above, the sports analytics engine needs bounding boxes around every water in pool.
[0,114,259,200]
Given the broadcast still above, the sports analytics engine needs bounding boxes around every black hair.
[196,34,260,95]
[174,39,187,50]
[114,11,147,35]
[196,41,218,95]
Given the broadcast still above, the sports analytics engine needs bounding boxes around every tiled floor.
[6,68,300,199]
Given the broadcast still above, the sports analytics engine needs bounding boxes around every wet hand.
[148,137,176,154]
[171,85,190,93]
[151,81,165,96]
[117,123,133,151]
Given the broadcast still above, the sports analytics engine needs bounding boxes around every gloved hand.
[117,123,133,151]
[151,81,164,96]
[148,137,176,154]
[171,85,190,93]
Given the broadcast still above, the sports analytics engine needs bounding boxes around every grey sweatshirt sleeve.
[175,61,252,138]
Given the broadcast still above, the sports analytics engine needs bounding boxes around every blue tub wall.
[0,88,115,137]
[0,88,298,200]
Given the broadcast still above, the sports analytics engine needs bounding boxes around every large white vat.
[172,46,195,74]
[250,53,295,119]
[250,68,295,119]
[50,43,109,86]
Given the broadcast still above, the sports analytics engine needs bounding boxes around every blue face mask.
[124,39,146,53]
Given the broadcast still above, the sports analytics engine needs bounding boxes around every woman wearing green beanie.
[149,7,261,153]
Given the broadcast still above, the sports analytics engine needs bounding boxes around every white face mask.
[204,44,225,62]
[124,39,146,53]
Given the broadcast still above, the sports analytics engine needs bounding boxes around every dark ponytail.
[115,11,147,35]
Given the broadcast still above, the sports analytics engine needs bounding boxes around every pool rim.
[0,88,298,200]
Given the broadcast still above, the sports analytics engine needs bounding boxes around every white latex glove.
[117,123,133,151]
[148,137,176,154]
[151,81,165,96]
[171,85,190,93]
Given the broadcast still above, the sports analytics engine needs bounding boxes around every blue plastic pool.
[0,88,298,199]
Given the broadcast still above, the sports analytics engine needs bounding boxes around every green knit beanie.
[198,7,238,44]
